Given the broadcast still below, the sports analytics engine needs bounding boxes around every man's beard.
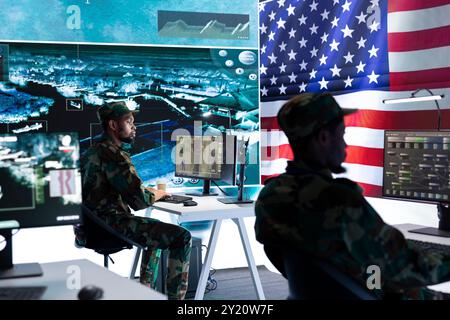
[119,136,134,144]
[118,126,135,144]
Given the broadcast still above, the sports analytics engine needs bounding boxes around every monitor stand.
[218,153,253,204]
[0,229,43,279]
[409,203,450,238]
[217,197,254,205]
[185,180,218,197]
[217,185,254,204]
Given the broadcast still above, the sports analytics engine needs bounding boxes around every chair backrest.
[77,205,144,254]
[265,245,378,300]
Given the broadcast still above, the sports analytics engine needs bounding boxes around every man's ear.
[108,119,118,132]
[316,128,330,147]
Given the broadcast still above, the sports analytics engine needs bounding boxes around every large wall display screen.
[0,42,260,187]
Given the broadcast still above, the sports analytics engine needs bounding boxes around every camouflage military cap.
[277,93,357,140]
[97,101,138,123]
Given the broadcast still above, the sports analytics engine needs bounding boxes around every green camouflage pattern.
[81,134,154,215]
[255,160,450,299]
[80,134,191,300]
[277,93,356,140]
[97,101,138,122]
[100,212,191,300]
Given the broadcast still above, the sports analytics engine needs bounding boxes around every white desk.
[394,223,450,294]
[151,196,265,300]
[0,259,166,300]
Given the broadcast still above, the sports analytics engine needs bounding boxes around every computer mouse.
[78,285,104,300]
[183,200,198,207]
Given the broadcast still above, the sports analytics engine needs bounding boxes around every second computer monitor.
[0,132,82,228]
[0,132,82,279]
[175,134,237,185]
[383,130,450,203]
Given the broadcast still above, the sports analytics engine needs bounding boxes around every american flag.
[259,0,450,197]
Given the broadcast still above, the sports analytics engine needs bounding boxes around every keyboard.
[407,239,450,255]
[159,194,193,204]
[0,286,47,300]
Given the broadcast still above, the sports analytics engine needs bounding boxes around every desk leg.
[129,247,142,279]
[195,219,222,300]
[232,218,266,300]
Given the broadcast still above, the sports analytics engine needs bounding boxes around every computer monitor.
[217,137,254,204]
[175,134,237,196]
[0,132,82,279]
[383,130,450,237]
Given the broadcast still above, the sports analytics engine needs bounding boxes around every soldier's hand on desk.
[147,187,170,201]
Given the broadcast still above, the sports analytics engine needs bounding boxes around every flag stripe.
[356,182,382,197]
[260,175,383,197]
[262,127,385,149]
[344,109,450,130]
[262,108,450,132]
[261,130,288,147]
[345,146,384,167]
[388,0,450,13]
[261,143,293,161]
[261,161,384,187]
[261,143,384,168]
[389,67,450,91]
[388,26,450,52]
[261,158,288,176]
[261,173,282,185]
[388,46,450,73]
[260,88,450,117]
[387,4,450,32]
[340,163,384,186]
[344,127,385,149]
[261,116,280,130]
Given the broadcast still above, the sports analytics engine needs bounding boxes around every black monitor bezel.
[382,129,450,205]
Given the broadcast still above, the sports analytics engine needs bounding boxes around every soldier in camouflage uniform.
[79,101,192,300]
[255,93,450,299]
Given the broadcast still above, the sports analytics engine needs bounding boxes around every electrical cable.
[212,181,230,196]
[0,229,20,245]
[201,244,218,293]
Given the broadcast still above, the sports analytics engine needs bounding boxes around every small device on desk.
[183,200,198,207]
[383,131,450,239]
[159,194,193,204]
[78,285,104,300]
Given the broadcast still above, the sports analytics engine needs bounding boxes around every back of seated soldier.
[254,93,450,300]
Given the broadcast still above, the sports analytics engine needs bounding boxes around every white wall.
[9,197,439,277]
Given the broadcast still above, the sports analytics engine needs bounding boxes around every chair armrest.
[314,260,378,300]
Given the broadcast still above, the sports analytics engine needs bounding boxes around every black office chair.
[264,245,379,300]
[74,205,144,273]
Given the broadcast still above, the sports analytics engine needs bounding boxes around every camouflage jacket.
[255,160,450,296]
[81,134,155,216]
